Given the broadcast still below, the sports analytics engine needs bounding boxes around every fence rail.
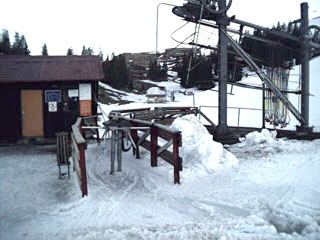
[119,116,183,184]
[199,105,262,127]
[71,118,88,197]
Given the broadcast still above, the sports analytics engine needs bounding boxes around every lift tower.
[172,1,320,135]
[300,2,312,132]
[216,0,230,136]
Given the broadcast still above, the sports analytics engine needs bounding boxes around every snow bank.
[230,129,287,157]
[171,115,238,172]
[239,128,278,145]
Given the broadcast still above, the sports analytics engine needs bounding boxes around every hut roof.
[0,55,103,83]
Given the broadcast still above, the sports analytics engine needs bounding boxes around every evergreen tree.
[12,32,23,54]
[11,32,30,55]
[20,35,30,55]
[147,60,167,81]
[0,29,11,54]
[67,47,73,55]
[0,30,30,55]
[81,45,86,55]
[87,47,94,55]
[42,43,48,55]
[101,54,130,90]
[98,48,103,61]
[81,45,94,55]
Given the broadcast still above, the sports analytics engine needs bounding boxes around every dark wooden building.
[0,55,103,142]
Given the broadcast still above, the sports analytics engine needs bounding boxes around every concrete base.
[296,125,313,133]
[213,124,240,145]
[214,124,231,137]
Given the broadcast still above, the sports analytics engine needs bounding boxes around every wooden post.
[173,133,180,184]
[151,125,158,167]
[78,143,88,197]
[130,122,140,159]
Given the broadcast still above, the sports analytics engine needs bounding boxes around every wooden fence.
[119,116,183,184]
[71,118,88,197]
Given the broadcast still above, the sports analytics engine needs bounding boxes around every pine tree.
[11,32,30,55]
[81,45,86,55]
[12,32,23,54]
[21,35,30,55]
[81,45,94,55]
[42,43,48,55]
[102,54,130,90]
[98,48,103,61]
[87,47,94,55]
[0,29,11,54]
[67,47,73,55]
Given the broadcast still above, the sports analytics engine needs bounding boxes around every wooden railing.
[71,118,88,197]
[119,116,183,184]
[112,106,197,124]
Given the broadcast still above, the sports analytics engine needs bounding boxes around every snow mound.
[171,115,238,172]
[146,87,165,95]
[239,128,278,145]
[230,129,286,157]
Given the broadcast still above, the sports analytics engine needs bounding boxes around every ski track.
[1,138,320,239]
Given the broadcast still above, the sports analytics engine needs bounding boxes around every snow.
[1,22,320,239]
[146,87,165,95]
[1,120,320,239]
[172,115,239,172]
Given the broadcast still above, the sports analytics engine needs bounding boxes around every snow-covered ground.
[1,34,320,240]
[1,117,319,239]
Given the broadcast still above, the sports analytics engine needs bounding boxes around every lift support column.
[298,2,313,132]
[215,0,231,136]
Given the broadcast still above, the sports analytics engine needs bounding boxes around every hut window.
[62,89,79,112]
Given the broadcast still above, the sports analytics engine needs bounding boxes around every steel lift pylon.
[172,0,320,134]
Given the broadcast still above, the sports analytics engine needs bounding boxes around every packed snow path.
[0,129,319,239]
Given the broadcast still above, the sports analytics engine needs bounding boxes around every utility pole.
[215,0,231,136]
[298,2,313,132]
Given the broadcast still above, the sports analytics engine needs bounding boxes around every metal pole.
[215,0,230,136]
[262,83,266,128]
[110,129,116,174]
[299,2,312,132]
[156,3,177,56]
[117,130,122,172]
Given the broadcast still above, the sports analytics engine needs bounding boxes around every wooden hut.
[146,87,167,103]
[0,55,103,143]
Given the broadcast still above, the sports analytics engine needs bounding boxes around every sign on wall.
[68,89,79,98]
[48,101,57,112]
[45,90,61,103]
[79,84,92,116]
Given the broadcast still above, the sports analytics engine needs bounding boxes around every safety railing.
[199,105,262,127]
[119,116,183,184]
[71,118,88,197]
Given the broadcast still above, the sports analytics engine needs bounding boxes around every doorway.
[21,90,44,137]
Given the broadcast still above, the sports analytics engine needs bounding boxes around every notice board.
[79,84,92,116]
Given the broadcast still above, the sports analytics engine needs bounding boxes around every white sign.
[79,84,91,100]
[48,102,57,112]
[68,89,79,98]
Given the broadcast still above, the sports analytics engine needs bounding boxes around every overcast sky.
[1,0,319,58]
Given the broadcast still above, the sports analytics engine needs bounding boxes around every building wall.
[0,87,21,141]
[0,81,98,141]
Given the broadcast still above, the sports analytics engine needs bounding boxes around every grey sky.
[1,0,319,57]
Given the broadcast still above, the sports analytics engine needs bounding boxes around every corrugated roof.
[0,55,104,83]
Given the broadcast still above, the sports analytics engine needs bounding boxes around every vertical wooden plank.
[173,133,180,184]
[79,143,88,197]
[151,125,158,167]
[130,122,140,159]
